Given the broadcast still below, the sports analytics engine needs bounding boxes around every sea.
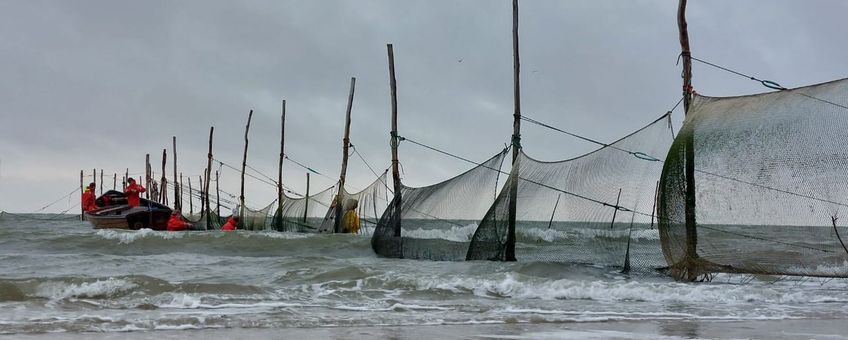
[1,213,847,339]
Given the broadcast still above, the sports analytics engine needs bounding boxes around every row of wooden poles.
[77,0,700,277]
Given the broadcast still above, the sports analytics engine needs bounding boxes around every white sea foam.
[332,303,452,312]
[402,223,478,242]
[519,227,660,242]
[413,273,848,304]
[158,293,309,310]
[247,231,310,239]
[35,278,137,300]
[95,228,185,244]
[787,260,848,277]
[160,293,202,308]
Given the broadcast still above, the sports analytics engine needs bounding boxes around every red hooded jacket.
[167,214,192,231]
[125,183,146,207]
[221,217,237,231]
[81,189,97,212]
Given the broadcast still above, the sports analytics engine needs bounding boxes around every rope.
[399,134,839,254]
[399,136,632,213]
[33,187,81,213]
[212,158,277,188]
[690,56,848,111]
[696,169,848,209]
[521,116,664,162]
[284,154,337,182]
[351,144,394,195]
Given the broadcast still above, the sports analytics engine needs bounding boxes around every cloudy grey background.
[0,0,844,213]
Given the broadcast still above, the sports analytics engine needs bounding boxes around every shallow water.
[1,213,847,337]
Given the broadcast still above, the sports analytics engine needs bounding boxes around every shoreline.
[5,318,847,339]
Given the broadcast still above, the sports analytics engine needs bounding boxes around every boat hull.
[85,205,171,230]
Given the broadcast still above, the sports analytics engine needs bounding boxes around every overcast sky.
[0,0,845,213]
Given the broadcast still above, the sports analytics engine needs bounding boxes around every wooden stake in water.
[240,109,254,227]
[335,77,356,234]
[277,101,286,229]
[387,44,402,238]
[678,0,700,281]
[172,136,179,211]
[303,172,310,224]
[79,170,84,220]
[160,149,168,205]
[609,188,622,230]
[547,194,561,229]
[505,0,522,262]
[204,127,214,224]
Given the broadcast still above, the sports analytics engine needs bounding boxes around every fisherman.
[166,210,192,231]
[124,177,146,207]
[341,199,360,234]
[81,182,97,212]
[222,216,238,231]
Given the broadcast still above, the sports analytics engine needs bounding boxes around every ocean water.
[1,213,848,339]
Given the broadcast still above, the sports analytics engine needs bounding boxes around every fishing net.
[240,202,275,231]
[659,78,848,279]
[318,171,390,234]
[182,211,225,230]
[467,114,674,271]
[272,185,336,232]
[372,149,509,260]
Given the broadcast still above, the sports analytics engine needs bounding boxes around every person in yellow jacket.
[341,199,361,234]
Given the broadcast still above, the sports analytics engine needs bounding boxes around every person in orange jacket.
[166,210,192,231]
[124,178,146,207]
[81,183,97,212]
[221,216,239,231]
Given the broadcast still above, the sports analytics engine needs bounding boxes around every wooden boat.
[84,190,172,230]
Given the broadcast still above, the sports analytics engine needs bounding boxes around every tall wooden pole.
[79,170,84,220]
[160,149,168,205]
[303,172,310,223]
[113,173,116,191]
[145,154,151,199]
[99,169,103,195]
[188,176,193,215]
[240,109,254,225]
[172,136,179,211]
[387,43,402,238]
[198,175,204,215]
[678,0,699,281]
[180,173,184,212]
[334,77,356,233]
[504,0,521,262]
[91,169,96,188]
[205,127,214,222]
[215,170,220,216]
[277,100,286,228]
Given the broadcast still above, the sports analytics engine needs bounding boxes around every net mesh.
[272,185,336,232]
[659,78,848,279]
[182,211,225,230]
[323,171,390,234]
[372,149,509,260]
[240,201,275,231]
[467,115,674,271]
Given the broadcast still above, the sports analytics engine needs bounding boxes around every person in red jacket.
[221,216,239,231]
[166,210,192,231]
[124,178,146,207]
[81,183,97,212]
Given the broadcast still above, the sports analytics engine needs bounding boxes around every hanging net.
[272,185,336,232]
[467,114,674,271]
[318,171,390,234]
[240,201,275,231]
[659,78,848,279]
[182,211,225,230]
[372,149,509,260]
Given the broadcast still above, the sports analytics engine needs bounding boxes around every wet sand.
[6,319,847,339]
